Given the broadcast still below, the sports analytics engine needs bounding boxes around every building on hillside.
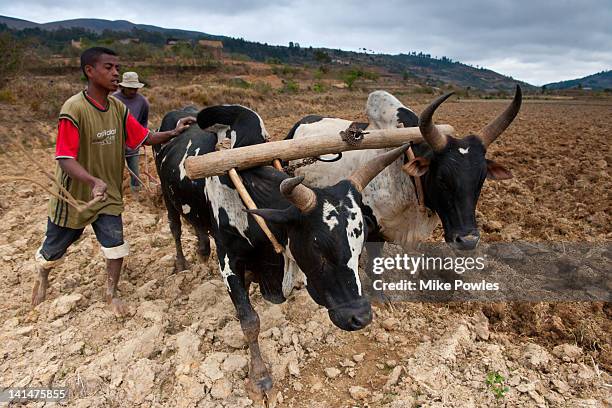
[197,39,223,60]
[71,39,82,49]
[119,38,140,45]
[332,59,350,65]
[166,38,193,46]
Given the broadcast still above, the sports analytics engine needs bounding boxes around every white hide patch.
[366,90,404,129]
[182,204,191,214]
[344,191,364,296]
[245,104,270,140]
[459,147,470,155]
[258,117,270,140]
[212,125,231,146]
[322,201,339,231]
[204,176,253,246]
[178,140,192,181]
[219,254,234,291]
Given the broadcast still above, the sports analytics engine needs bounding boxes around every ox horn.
[419,92,454,152]
[348,144,411,192]
[478,85,522,148]
[280,175,317,213]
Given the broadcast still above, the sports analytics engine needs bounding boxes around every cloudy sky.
[1,0,610,85]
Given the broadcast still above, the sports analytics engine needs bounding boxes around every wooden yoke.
[214,124,455,254]
[185,125,455,179]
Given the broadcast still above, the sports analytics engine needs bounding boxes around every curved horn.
[419,92,454,152]
[280,175,317,213]
[348,144,411,192]
[478,85,522,148]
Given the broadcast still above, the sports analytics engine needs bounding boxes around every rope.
[339,122,369,145]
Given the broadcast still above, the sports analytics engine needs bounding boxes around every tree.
[0,32,25,87]
[314,50,331,63]
[342,69,364,89]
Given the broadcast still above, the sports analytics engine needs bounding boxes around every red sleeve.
[125,113,150,150]
[55,119,80,159]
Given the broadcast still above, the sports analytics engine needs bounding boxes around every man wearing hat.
[113,71,149,193]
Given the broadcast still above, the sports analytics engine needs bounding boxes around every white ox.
[287,86,521,251]
[287,91,439,248]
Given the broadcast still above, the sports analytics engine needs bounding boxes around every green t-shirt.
[49,91,128,228]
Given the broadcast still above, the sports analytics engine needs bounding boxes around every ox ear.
[403,157,430,177]
[244,207,301,225]
[486,160,513,180]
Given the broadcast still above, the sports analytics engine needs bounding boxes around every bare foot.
[31,280,47,307]
[108,297,129,317]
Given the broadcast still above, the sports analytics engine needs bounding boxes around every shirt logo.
[93,128,117,145]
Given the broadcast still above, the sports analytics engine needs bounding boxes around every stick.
[79,195,105,212]
[9,140,82,209]
[0,176,103,213]
[124,164,153,194]
[4,140,105,212]
[227,168,284,254]
[185,125,454,179]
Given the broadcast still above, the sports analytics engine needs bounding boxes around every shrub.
[0,89,15,104]
[272,64,300,78]
[227,77,251,89]
[402,71,415,81]
[281,80,299,93]
[252,81,273,95]
[313,82,326,93]
[486,372,509,400]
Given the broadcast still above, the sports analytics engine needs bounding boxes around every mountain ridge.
[544,70,612,91]
[2,15,535,91]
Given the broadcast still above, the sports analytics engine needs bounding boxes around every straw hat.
[118,72,145,89]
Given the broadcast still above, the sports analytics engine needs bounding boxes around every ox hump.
[366,90,417,129]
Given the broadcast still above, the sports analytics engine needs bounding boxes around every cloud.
[1,0,610,85]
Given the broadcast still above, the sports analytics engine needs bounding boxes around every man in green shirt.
[33,47,196,317]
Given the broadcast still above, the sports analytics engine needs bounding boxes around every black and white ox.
[154,105,409,393]
[287,86,522,252]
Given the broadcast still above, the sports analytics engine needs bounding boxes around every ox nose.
[349,308,373,330]
[328,300,372,331]
[453,233,480,250]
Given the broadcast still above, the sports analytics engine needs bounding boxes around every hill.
[544,70,612,90]
[0,16,223,41]
[0,15,532,91]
